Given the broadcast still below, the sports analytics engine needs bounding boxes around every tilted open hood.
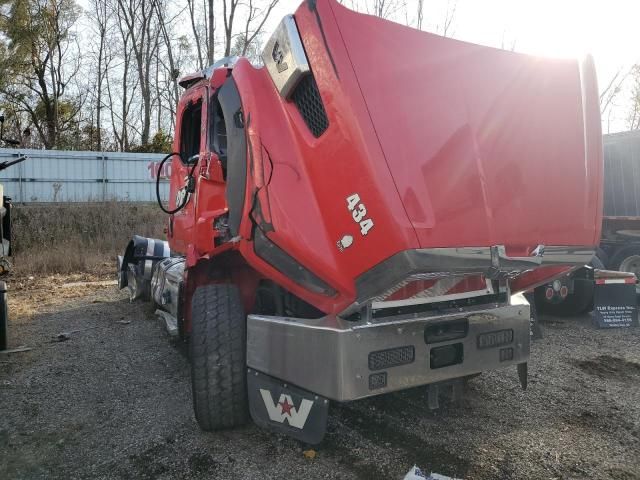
[245,0,602,313]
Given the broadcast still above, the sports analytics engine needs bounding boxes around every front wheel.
[189,284,248,431]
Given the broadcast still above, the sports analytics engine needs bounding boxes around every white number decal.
[346,193,374,236]
[352,204,367,222]
[360,219,374,236]
[346,193,360,211]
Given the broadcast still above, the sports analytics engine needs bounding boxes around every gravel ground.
[1,282,639,480]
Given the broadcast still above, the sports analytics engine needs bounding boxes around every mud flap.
[524,291,542,340]
[517,362,528,390]
[247,368,329,444]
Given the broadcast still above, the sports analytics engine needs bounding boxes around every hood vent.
[292,75,329,137]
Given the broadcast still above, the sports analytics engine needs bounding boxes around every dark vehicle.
[535,130,640,315]
[0,114,28,350]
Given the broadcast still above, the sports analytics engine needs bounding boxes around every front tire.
[189,284,248,431]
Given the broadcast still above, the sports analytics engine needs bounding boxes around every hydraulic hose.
[155,152,199,214]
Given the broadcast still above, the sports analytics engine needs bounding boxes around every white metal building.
[0,149,169,202]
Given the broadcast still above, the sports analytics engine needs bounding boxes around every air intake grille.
[291,75,329,137]
[368,346,415,371]
[369,372,387,390]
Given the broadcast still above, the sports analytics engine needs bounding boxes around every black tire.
[189,284,248,431]
[609,246,640,294]
[590,255,605,270]
[610,245,640,273]
[0,281,7,351]
[534,276,594,317]
[595,248,609,269]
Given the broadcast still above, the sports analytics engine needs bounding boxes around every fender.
[117,235,171,300]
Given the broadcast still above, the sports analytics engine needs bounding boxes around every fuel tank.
[230,0,602,314]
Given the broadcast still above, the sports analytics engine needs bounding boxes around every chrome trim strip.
[246,294,530,401]
[261,15,310,98]
[371,278,494,309]
[341,245,595,317]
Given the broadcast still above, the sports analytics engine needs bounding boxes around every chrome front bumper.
[247,294,530,402]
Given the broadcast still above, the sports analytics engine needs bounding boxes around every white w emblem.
[260,389,314,429]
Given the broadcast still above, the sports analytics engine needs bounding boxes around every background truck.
[535,130,640,315]
[118,0,602,443]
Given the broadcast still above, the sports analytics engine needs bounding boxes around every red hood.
[233,0,602,314]
[327,0,602,252]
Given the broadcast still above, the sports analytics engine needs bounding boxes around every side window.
[180,99,202,163]
[209,98,227,166]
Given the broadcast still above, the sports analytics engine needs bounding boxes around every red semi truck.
[118,0,602,442]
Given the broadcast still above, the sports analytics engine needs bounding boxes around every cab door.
[168,84,208,254]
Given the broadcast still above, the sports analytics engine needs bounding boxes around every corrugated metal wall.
[0,149,169,202]
[603,131,640,217]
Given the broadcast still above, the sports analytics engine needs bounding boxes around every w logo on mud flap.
[260,389,313,429]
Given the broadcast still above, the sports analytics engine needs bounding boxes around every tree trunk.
[187,0,204,69]
[96,32,104,151]
[207,0,214,64]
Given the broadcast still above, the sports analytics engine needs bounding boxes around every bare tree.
[412,0,457,36]
[116,0,161,145]
[416,0,423,30]
[439,0,456,37]
[222,0,240,58]
[88,0,113,151]
[151,0,180,111]
[208,0,214,63]
[186,0,205,69]
[600,67,632,116]
[239,0,279,57]
[367,0,405,19]
[500,29,517,52]
[627,65,640,130]
[109,0,140,151]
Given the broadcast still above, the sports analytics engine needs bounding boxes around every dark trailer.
[602,130,640,246]
[535,129,640,315]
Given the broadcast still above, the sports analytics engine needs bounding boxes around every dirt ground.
[1,277,639,480]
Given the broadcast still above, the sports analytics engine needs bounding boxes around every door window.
[180,99,202,163]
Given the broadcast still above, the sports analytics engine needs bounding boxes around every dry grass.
[10,202,166,275]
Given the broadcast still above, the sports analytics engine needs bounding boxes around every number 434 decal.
[346,193,374,236]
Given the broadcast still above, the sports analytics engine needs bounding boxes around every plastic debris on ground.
[302,449,317,459]
[403,465,463,480]
[155,309,178,337]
